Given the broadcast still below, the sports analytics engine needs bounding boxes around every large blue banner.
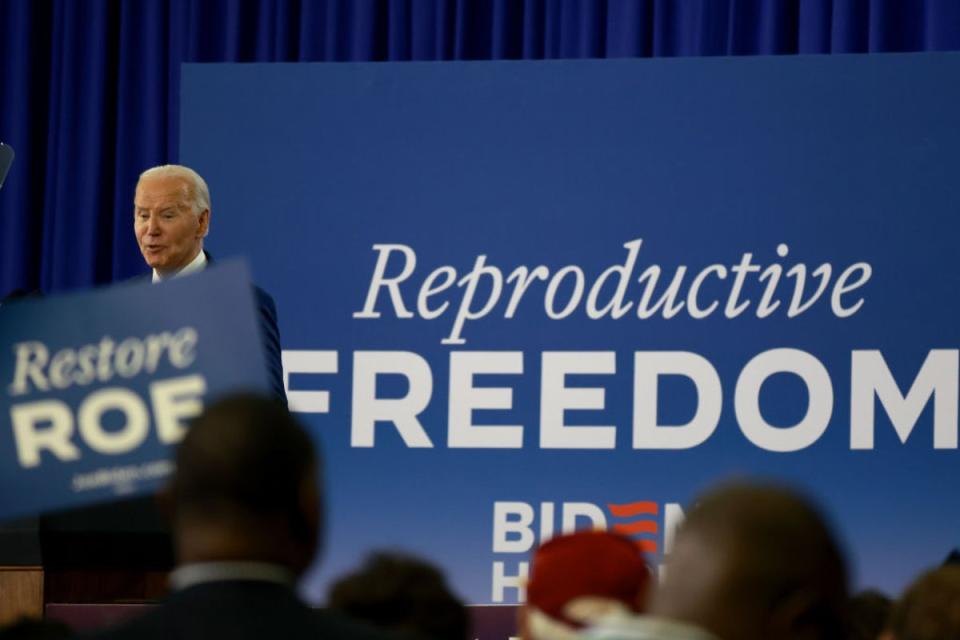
[0,262,269,519]
[181,56,960,603]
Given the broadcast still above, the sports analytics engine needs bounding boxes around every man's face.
[134,175,209,276]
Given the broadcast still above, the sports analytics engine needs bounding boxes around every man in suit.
[133,164,285,399]
[90,393,385,640]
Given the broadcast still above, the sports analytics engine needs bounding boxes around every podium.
[0,497,173,624]
[0,516,41,623]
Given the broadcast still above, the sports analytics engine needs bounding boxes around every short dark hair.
[173,393,318,525]
[848,590,892,640]
[329,552,469,640]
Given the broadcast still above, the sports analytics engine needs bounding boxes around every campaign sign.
[181,55,960,602]
[0,262,268,520]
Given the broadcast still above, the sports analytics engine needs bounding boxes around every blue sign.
[181,56,960,602]
[0,262,269,520]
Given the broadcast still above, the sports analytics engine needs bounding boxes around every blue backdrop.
[3,1,960,296]
[182,54,960,603]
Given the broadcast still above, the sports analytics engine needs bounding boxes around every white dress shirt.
[152,250,207,283]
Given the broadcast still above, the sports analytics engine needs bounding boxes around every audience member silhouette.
[328,551,469,640]
[520,530,650,640]
[942,548,960,566]
[644,482,849,640]
[882,565,960,640]
[847,590,892,640]
[88,393,385,640]
[0,617,71,640]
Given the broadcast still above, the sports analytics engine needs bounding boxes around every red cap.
[526,530,650,629]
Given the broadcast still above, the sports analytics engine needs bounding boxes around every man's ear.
[764,588,846,640]
[634,569,653,612]
[155,481,175,525]
[302,475,320,523]
[296,473,322,550]
[198,208,210,238]
[517,603,530,640]
[284,473,322,576]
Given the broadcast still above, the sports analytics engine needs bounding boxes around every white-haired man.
[134,164,285,399]
[134,165,211,279]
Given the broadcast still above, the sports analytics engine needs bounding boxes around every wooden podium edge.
[0,566,43,624]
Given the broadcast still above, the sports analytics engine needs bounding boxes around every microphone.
[0,143,14,190]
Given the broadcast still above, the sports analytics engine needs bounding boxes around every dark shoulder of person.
[1,288,43,307]
[0,617,73,640]
[315,608,410,640]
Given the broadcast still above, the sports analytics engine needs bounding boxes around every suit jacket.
[204,252,285,401]
[133,252,286,402]
[87,580,394,640]
[249,281,286,402]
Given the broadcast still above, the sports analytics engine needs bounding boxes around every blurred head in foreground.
[882,565,960,640]
[165,393,321,577]
[847,590,892,640]
[328,551,469,640]
[0,617,72,640]
[652,482,848,640]
[521,529,651,640]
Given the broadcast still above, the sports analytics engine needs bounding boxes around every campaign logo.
[489,499,685,603]
[607,500,660,554]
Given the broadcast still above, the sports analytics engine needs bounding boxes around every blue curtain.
[2,0,959,296]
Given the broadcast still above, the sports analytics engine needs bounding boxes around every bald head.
[169,393,321,575]
[886,565,960,640]
[652,482,848,640]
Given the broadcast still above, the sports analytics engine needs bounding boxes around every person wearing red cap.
[519,530,652,640]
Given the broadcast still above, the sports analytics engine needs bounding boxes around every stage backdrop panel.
[181,56,960,604]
